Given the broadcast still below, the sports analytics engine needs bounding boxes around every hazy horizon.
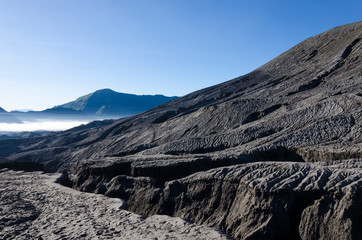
[0,120,89,132]
[0,110,130,132]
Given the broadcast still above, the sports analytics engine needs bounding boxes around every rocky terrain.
[62,159,362,239]
[1,22,362,239]
[0,169,229,240]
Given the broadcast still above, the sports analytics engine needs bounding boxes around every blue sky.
[0,0,361,111]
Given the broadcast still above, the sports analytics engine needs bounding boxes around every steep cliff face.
[62,159,362,240]
[152,160,362,240]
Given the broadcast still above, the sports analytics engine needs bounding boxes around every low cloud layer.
[0,120,88,132]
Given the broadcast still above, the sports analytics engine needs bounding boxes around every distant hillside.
[0,90,176,124]
[41,107,82,114]
[10,109,33,113]
[0,107,22,123]
[49,89,178,116]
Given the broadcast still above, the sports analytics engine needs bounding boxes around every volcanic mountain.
[1,90,177,125]
[44,89,178,116]
[1,22,362,239]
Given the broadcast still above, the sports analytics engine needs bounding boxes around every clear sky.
[0,0,361,111]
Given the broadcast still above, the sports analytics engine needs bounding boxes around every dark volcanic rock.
[0,184,40,239]
[0,170,229,240]
[1,22,362,239]
[0,157,44,171]
[64,160,362,240]
[160,160,362,240]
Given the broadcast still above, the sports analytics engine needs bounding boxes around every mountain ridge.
[0,90,178,125]
[46,88,178,116]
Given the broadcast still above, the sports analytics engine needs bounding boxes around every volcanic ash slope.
[2,22,362,170]
[1,22,362,240]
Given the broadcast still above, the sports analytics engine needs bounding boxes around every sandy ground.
[0,169,230,240]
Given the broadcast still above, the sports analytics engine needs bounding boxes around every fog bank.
[0,120,88,132]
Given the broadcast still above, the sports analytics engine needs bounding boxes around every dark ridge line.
[0,160,44,172]
[242,104,283,125]
[75,123,122,148]
[341,38,361,60]
[152,108,189,124]
[59,147,305,192]
[109,143,158,157]
[305,49,318,61]
[287,38,361,96]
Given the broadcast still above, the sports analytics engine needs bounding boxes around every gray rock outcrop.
[0,169,230,240]
[63,159,362,240]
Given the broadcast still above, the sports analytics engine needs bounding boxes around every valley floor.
[0,169,230,240]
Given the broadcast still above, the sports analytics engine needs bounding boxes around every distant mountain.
[41,106,82,114]
[0,131,54,140]
[0,90,176,125]
[11,109,33,113]
[0,107,22,123]
[49,89,178,116]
